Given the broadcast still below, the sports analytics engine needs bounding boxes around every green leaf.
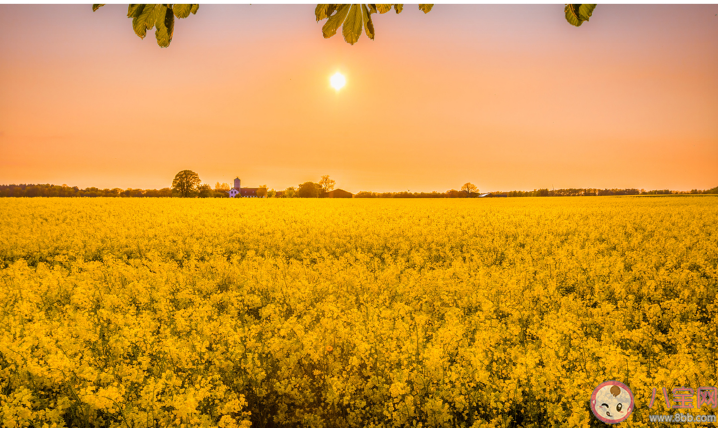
[154,6,174,48]
[565,4,596,27]
[127,4,143,18]
[343,4,364,45]
[315,4,331,21]
[565,4,582,26]
[376,4,392,14]
[132,5,152,38]
[190,4,199,14]
[137,3,158,34]
[322,4,350,39]
[173,4,192,19]
[92,4,104,12]
[418,4,433,14]
[362,4,375,40]
[578,4,596,21]
[394,4,403,14]
[325,4,336,20]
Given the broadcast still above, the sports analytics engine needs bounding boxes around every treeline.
[502,187,718,197]
[0,183,717,198]
[356,190,469,198]
[0,184,174,198]
[355,187,718,198]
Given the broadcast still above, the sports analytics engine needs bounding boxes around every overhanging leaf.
[190,4,199,14]
[419,4,433,14]
[92,4,104,12]
[565,4,581,26]
[127,4,143,18]
[137,3,158,35]
[322,4,350,39]
[565,4,596,27]
[376,4,392,14]
[132,5,152,38]
[362,4,375,40]
[578,4,596,21]
[342,4,364,45]
[154,6,174,48]
[315,4,332,21]
[394,4,403,14]
[172,4,192,19]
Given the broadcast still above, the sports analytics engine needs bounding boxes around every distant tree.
[285,187,296,198]
[319,175,336,193]
[268,188,277,198]
[298,182,321,198]
[215,182,230,191]
[198,184,213,198]
[256,185,268,198]
[461,183,479,197]
[172,170,201,198]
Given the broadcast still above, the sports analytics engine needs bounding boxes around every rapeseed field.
[0,197,717,427]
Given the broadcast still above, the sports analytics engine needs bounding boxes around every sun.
[330,72,346,91]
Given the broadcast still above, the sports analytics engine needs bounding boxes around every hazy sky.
[0,5,717,192]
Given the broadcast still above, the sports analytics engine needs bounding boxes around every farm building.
[229,177,259,198]
[326,189,353,198]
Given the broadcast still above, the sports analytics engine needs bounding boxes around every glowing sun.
[330,72,346,90]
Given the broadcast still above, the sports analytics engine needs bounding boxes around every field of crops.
[0,197,717,427]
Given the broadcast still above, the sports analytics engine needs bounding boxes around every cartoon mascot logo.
[590,380,634,424]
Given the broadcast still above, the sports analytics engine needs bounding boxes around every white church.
[228,177,260,198]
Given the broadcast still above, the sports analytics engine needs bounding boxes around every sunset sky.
[0,4,717,193]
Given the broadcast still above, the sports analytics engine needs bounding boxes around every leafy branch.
[92,4,199,48]
[92,4,597,48]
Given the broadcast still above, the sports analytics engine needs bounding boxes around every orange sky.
[0,5,717,192]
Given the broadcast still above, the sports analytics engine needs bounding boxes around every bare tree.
[461,183,480,197]
[319,175,336,193]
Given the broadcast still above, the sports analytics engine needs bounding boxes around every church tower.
[234,177,240,190]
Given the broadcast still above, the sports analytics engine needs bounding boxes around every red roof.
[235,187,259,197]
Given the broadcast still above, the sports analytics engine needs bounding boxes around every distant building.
[236,188,260,197]
[327,189,353,198]
[230,176,259,198]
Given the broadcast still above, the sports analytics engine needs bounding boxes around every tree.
[268,188,277,198]
[92,4,596,48]
[298,182,321,198]
[172,170,201,198]
[215,182,230,191]
[198,184,213,198]
[285,187,296,198]
[319,175,336,193]
[461,183,480,197]
[256,185,268,198]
